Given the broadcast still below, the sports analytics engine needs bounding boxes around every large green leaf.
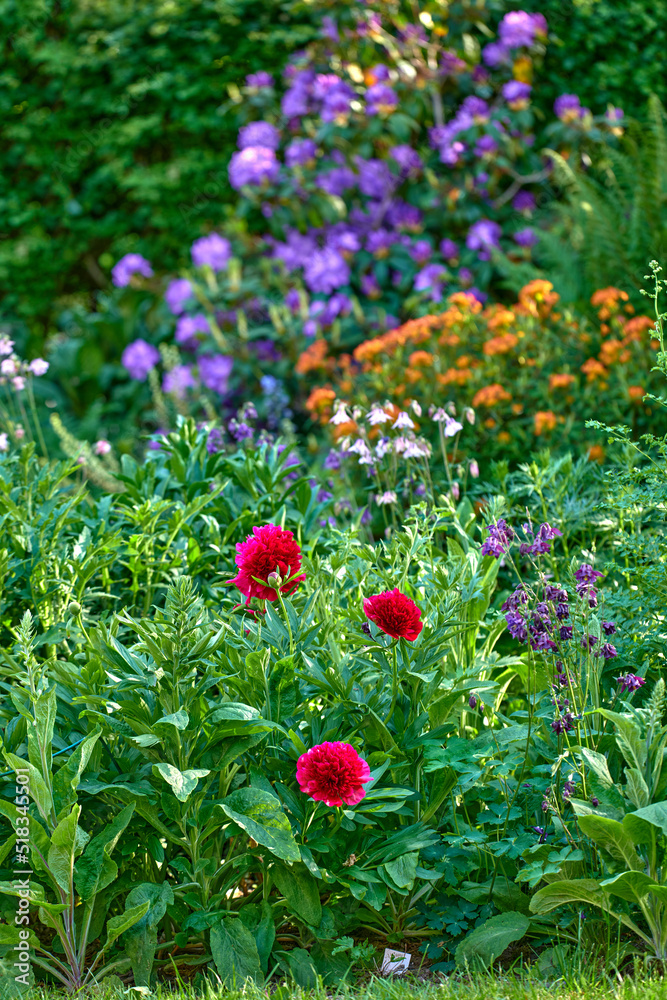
[530,879,607,914]
[52,730,101,816]
[153,763,210,802]
[154,711,189,730]
[600,871,666,903]
[271,861,322,926]
[48,806,90,893]
[384,852,418,890]
[210,917,262,985]
[626,801,667,837]
[576,814,642,870]
[220,787,300,862]
[123,882,174,987]
[29,688,57,775]
[455,912,529,969]
[280,947,318,988]
[3,753,53,824]
[74,804,135,900]
[103,901,150,952]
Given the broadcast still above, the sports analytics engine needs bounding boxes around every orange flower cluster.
[353,315,440,363]
[296,339,330,375]
[549,372,575,390]
[534,410,558,435]
[516,279,559,319]
[483,333,519,356]
[472,383,512,407]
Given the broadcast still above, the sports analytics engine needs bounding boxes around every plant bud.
[67,602,82,617]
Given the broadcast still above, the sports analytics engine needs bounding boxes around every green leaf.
[455,912,529,969]
[74,804,135,900]
[48,806,90,893]
[103,901,151,952]
[3,753,53,824]
[530,879,607,915]
[576,814,643,870]
[210,917,262,985]
[271,861,322,926]
[220,788,300,862]
[154,711,189,730]
[52,730,101,815]
[29,688,57,775]
[384,852,419,889]
[123,882,175,987]
[600,871,664,902]
[625,800,667,837]
[153,763,209,802]
[281,947,318,988]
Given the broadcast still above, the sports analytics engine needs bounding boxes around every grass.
[22,971,667,1000]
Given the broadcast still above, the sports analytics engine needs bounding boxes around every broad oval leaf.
[455,911,529,969]
[220,787,300,863]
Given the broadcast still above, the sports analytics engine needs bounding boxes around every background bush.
[0,0,317,341]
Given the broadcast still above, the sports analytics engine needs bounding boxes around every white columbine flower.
[0,433,8,451]
[375,437,392,458]
[0,338,14,357]
[393,411,414,430]
[470,459,480,478]
[330,404,351,425]
[28,358,49,377]
[443,416,463,438]
[376,490,397,506]
[403,440,430,459]
[367,406,391,425]
[431,407,448,422]
[1,359,17,376]
[410,400,422,417]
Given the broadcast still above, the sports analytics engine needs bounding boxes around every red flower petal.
[363,588,423,641]
[296,742,371,807]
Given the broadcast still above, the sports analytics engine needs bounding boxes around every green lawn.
[23,973,667,1000]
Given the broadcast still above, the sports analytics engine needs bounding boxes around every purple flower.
[111,253,153,288]
[505,611,528,642]
[229,147,280,189]
[617,674,645,694]
[285,288,302,313]
[600,643,618,659]
[317,166,357,196]
[414,264,447,301]
[482,42,511,67]
[357,158,393,199]
[527,522,562,554]
[198,354,233,395]
[551,714,574,735]
[282,85,310,118]
[581,635,598,651]
[513,190,536,212]
[246,72,273,89]
[175,313,210,349]
[390,145,422,173]
[165,279,194,315]
[605,106,624,123]
[440,50,467,75]
[163,364,196,398]
[28,358,49,376]
[503,80,532,103]
[461,96,490,120]
[468,694,477,709]
[286,138,317,167]
[365,83,398,115]
[238,121,280,150]
[562,779,576,801]
[575,564,604,585]
[228,419,253,442]
[304,249,350,294]
[367,64,390,83]
[466,219,502,260]
[122,339,160,381]
[360,273,381,298]
[514,227,539,247]
[591,796,600,807]
[554,94,584,122]
[474,135,498,157]
[386,200,423,230]
[560,625,573,641]
[602,621,616,636]
[366,229,397,256]
[321,15,338,41]
[499,11,547,48]
[440,141,466,166]
[324,450,341,471]
[482,519,515,558]
[440,238,459,261]
[191,233,232,271]
[409,240,432,265]
[207,428,224,454]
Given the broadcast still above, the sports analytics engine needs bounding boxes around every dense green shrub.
[514,0,667,118]
[0,0,317,340]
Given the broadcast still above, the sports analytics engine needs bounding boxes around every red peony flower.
[231,523,305,604]
[297,742,372,807]
[363,588,423,641]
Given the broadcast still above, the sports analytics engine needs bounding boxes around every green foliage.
[516,0,667,119]
[0,0,317,338]
[529,99,667,305]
